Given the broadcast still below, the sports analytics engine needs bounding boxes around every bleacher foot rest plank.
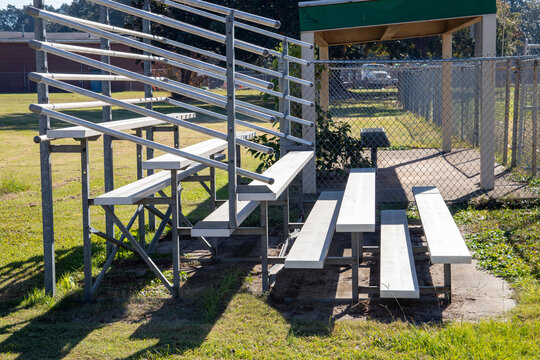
[284,191,343,269]
[380,210,419,299]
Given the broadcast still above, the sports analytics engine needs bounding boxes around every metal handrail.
[165,98,314,147]
[29,72,273,155]
[46,12,313,87]
[27,7,274,91]
[30,105,275,184]
[157,0,313,50]
[37,97,168,110]
[169,0,281,29]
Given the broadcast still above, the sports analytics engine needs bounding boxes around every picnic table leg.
[351,232,360,302]
[261,201,269,293]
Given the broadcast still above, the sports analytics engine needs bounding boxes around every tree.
[520,0,540,44]
[497,0,523,55]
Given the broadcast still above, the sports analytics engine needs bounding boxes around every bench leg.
[136,129,146,248]
[210,154,217,211]
[261,201,269,294]
[171,170,181,299]
[283,188,290,238]
[444,263,452,303]
[351,232,360,303]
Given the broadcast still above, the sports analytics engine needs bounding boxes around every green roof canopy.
[299,0,496,45]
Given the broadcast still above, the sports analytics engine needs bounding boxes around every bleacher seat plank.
[284,191,343,269]
[237,151,314,201]
[94,155,224,206]
[143,131,256,170]
[413,186,471,264]
[380,210,419,299]
[47,113,195,139]
[191,200,260,237]
[336,168,376,233]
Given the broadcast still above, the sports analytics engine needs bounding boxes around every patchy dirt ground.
[141,222,515,324]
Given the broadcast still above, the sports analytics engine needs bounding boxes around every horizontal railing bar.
[165,98,313,147]
[27,8,273,91]
[29,40,277,123]
[158,0,312,49]
[29,105,274,184]
[45,42,274,92]
[237,100,315,127]
[29,72,273,155]
[37,97,168,110]
[88,0,272,59]
[39,73,166,81]
[50,14,312,87]
[169,0,280,29]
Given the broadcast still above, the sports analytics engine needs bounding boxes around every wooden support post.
[35,0,55,296]
[477,14,496,189]
[301,31,317,195]
[441,33,453,153]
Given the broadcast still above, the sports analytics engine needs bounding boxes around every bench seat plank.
[94,155,225,206]
[284,191,343,269]
[47,112,195,139]
[413,186,471,264]
[380,210,419,299]
[191,200,260,237]
[336,168,376,233]
[237,151,314,201]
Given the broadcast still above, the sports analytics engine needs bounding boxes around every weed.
[201,268,241,322]
[20,288,55,308]
[0,176,30,195]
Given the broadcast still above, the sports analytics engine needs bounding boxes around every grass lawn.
[0,91,538,359]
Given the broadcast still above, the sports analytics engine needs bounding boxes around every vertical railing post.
[226,11,237,229]
[511,60,521,168]
[279,39,290,237]
[34,0,55,296]
[143,0,155,231]
[503,59,512,165]
[532,60,538,177]
[81,139,93,300]
[100,5,115,258]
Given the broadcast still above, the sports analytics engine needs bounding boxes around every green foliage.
[454,204,540,281]
[0,176,30,196]
[20,288,55,308]
[249,105,370,173]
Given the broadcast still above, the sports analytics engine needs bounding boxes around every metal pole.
[532,60,538,177]
[136,128,145,247]
[34,0,55,296]
[279,39,291,238]
[100,5,115,258]
[511,60,521,168]
[81,139,92,300]
[261,201,269,293]
[351,232,359,302]
[143,0,156,231]
[503,59,512,165]
[171,170,180,298]
[226,11,237,229]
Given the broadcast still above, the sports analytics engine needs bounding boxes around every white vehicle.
[361,63,396,88]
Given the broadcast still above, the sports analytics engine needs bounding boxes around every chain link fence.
[302,56,539,203]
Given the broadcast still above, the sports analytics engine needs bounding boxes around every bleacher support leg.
[81,139,93,300]
[136,128,145,248]
[209,154,217,211]
[171,170,180,298]
[444,263,452,303]
[351,232,360,302]
[261,201,269,293]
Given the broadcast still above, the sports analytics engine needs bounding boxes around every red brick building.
[0,31,145,93]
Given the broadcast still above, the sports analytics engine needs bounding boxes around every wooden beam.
[314,32,328,47]
[443,16,481,35]
[380,24,401,41]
